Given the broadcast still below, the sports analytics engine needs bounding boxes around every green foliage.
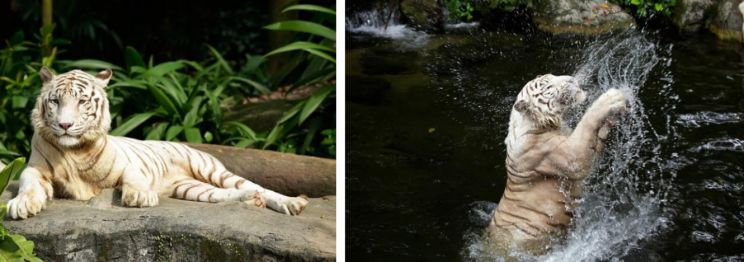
[260,3,336,156]
[0,3,336,161]
[0,158,43,262]
[0,25,68,163]
[443,0,533,22]
[444,0,475,22]
[610,0,675,17]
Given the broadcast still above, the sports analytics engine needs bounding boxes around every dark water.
[346,21,744,261]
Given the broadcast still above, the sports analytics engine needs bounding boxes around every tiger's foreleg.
[7,166,53,219]
[120,165,160,207]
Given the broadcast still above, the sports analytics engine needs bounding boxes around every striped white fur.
[7,67,308,219]
[485,74,627,255]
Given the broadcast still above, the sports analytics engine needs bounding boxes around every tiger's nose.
[59,122,73,130]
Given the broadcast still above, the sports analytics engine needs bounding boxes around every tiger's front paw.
[596,88,626,114]
[7,192,46,219]
[122,189,159,207]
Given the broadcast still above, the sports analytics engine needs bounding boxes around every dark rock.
[533,0,635,35]
[400,0,444,33]
[346,75,392,104]
[186,143,336,198]
[708,0,744,42]
[673,0,714,33]
[2,184,336,262]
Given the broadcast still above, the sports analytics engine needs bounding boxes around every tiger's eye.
[79,100,86,105]
[51,99,59,105]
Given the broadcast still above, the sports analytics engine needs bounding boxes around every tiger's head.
[513,74,586,129]
[32,67,113,148]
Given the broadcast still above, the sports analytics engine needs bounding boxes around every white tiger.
[6,67,308,219]
[484,74,627,255]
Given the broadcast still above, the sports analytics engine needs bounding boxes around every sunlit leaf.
[282,4,336,15]
[110,112,155,136]
[299,85,334,124]
[264,21,336,41]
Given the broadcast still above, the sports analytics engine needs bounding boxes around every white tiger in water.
[6,67,308,219]
[484,74,628,255]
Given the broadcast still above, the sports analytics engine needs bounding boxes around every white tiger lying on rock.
[484,74,628,255]
[7,67,308,219]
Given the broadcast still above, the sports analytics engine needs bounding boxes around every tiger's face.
[513,74,586,128]
[32,67,113,148]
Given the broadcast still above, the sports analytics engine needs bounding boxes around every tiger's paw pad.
[122,189,159,207]
[7,193,45,219]
[280,196,309,216]
[243,191,266,208]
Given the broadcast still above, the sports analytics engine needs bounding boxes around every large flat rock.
[2,184,336,261]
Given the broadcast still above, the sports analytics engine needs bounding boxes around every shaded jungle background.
[0,0,337,163]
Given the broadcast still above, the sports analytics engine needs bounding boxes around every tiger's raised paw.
[122,189,159,207]
[7,192,45,219]
[597,88,626,113]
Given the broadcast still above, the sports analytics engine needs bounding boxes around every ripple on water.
[675,111,744,128]
[689,138,744,153]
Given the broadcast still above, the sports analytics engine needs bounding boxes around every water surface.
[346,17,744,261]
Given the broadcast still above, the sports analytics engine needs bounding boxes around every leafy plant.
[610,0,675,17]
[0,25,68,163]
[1,2,337,160]
[445,0,475,22]
[0,158,43,262]
[260,3,336,155]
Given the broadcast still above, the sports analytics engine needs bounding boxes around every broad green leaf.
[184,127,203,144]
[631,0,641,5]
[299,85,335,124]
[64,59,123,71]
[40,24,56,38]
[264,21,336,41]
[293,68,335,88]
[143,61,184,77]
[0,157,25,196]
[299,118,322,155]
[264,41,336,63]
[124,46,146,72]
[107,79,147,90]
[278,101,305,124]
[225,77,270,94]
[263,125,283,150]
[205,45,233,74]
[145,122,169,140]
[165,125,183,141]
[282,4,336,15]
[148,85,181,119]
[300,48,336,63]
[654,3,663,11]
[9,31,24,46]
[224,121,258,141]
[110,112,155,136]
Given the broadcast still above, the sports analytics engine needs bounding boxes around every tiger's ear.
[95,68,113,87]
[40,66,55,84]
[514,100,530,112]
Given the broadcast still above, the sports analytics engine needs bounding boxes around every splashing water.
[465,30,677,261]
[547,31,675,261]
[346,10,430,49]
